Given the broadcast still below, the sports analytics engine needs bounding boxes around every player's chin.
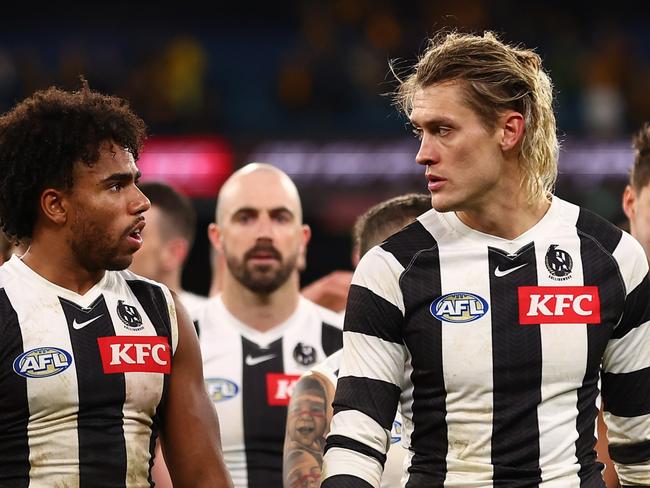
[105,253,135,271]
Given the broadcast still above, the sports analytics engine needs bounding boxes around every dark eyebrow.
[269,206,294,216]
[101,170,142,185]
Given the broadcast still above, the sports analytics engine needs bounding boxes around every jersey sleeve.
[322,246,407,488]
[602,233,650,486]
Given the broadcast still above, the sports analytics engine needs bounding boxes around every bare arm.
[596,407,620,488]
[159,291,233,488]
[283,371,335,488]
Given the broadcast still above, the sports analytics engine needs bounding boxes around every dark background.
[1,1,646,294]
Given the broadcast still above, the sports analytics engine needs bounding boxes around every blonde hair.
[394,31,558,203]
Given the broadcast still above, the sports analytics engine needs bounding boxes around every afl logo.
[545,244,573,280]
[430,292,489,323]
[206,378,239,402]
[13,347,72,378]
[117,300,144,330]
[391,419,402,444]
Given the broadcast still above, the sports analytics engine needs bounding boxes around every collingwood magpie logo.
[293,342,317,366]
[545,244,573,280]
[117,300,144,330]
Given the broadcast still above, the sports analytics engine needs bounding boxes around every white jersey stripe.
[5,283,81,487]
[437,233,494,484]
[340,331,405,387]
[536,204,584,485]
[351,247,406,315]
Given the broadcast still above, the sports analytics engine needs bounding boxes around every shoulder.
[309,349,342,386]
[301,296,344,329]
[378,210,440,269]
[114,269,169,292]
[571,201,625,254]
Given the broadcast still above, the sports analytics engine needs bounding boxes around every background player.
[197,163,343,488]
[129,181,208,315]
[283,193,431,488]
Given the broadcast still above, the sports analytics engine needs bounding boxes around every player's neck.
[456,192,551,241]
[220,275,300,332]
[21,239,105,295]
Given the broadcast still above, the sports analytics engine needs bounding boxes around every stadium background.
[1,1,647,295]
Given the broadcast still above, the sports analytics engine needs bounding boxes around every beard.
[224,242,298,295]
[68,211,133,272]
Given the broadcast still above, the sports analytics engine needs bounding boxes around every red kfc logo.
[98,336,171,374]
[266,373,301,406]
[518,286,600,324]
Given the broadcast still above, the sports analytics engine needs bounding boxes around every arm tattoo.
[283,373,332,488]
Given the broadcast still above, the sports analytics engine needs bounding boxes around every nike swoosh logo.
[72,315,103,330]
[494,263,528,277]
[245,354,276,366]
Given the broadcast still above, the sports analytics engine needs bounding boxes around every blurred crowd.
[0,0,649,139]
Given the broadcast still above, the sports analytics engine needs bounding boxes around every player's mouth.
[245,245,282,263]
[125,219,145,249]
[427,173,447,191]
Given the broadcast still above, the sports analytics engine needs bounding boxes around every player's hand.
[301,270,353,312]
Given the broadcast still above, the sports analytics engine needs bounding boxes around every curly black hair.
[0,82,147,241]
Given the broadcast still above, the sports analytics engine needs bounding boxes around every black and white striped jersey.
[310,349,407,488]
[322,196,650,488]
[198,295,343,488]
[0,255,178,488]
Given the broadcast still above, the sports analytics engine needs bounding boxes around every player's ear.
[40,188,68,226]
[623,185,636,221]
[499,111,525,151]
[208,223,224,253]
[300,224,311,252]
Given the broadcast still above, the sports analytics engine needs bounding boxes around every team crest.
[117,300,144,330]
[545,244,573,281]
[293,342,317,366]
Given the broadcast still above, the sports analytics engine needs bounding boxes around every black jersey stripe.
[609,439,650,464]
[381,219,437,270]
[126,281,172,338]
[241,337,285,488]
[60,296,127,487]
[324,434,387,466]
[401,245,447,487]
[488,246,543,485]
[576,208,623,255]
[576,232,623,484]
[321,474,374,488]
[0,289,29,487]
[333,377,400,430]
[322,322,343,356]
[344,285,403,345]
[612,275,650,339]
[127,280,172,438]
[602,367,650,417]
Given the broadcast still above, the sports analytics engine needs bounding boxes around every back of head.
[630,122,650,192]
[393,30,558,203]
[0,82,146,242]
[139,182,196,246]
[354,193,431,259]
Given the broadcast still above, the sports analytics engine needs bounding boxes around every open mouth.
[297,426,314,436]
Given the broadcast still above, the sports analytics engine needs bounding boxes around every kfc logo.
[266,373,301,406]
[98,336,171,374]
[518,286,600,324]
